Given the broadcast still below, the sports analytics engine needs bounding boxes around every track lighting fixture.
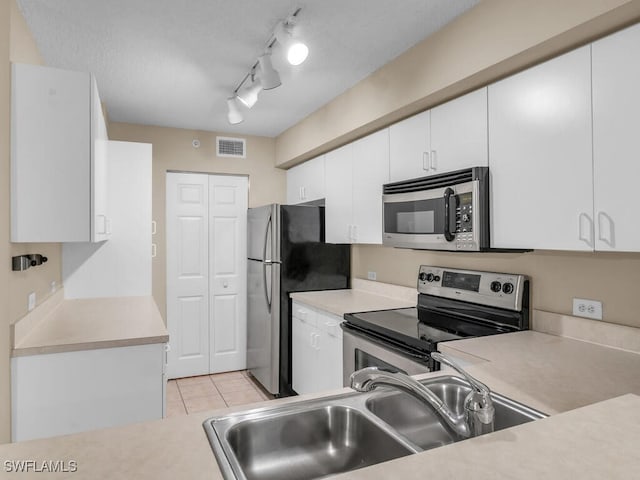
[226,7,307,125]
[226,96,243,124]
[237,75,262,108]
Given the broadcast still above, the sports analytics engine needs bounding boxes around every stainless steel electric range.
[341,266,530,385]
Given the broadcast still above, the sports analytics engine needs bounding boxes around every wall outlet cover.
[367,271,377,281]
[28,292,36,311]
[572,298,603,320]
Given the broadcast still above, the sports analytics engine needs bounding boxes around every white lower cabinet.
[11,343,166,442]
[292,301,343,395]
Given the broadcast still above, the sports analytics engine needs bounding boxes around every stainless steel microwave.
[382,167,489,251]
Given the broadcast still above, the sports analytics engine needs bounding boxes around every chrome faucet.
[350,352,495,439]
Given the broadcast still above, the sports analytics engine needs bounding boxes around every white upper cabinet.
[389,110,430,182]
[389,89,488,183]
[11,63,109,243]
[592,23,640,252]
[489,46,593,251]
[286,155,325,204]
[325,130,389,244]
[430,88,488,173]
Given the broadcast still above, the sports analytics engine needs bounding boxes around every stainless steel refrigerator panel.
[247,204,280,262]
[246,258,280,395]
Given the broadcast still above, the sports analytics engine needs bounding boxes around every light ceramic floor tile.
[177,381,221,401]
[176,375,213,387]
[210,371,245,382]
[165,399,187,418]
[212,379,256,394]
[166,379,180,395]
[221,389,264,406]
[166,385,183,404]
[183,395,228,414]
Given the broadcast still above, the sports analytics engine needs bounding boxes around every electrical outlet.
[367,271,377,281]
[28,292,36,312]
[572,298,603,320]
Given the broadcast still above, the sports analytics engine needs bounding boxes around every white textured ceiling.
[17,0,479,137]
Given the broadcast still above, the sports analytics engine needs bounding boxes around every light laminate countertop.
[290,287,415,317]
[2,330,640,478]
[12,296,168,357]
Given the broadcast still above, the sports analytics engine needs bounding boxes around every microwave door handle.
[443,187,456,242]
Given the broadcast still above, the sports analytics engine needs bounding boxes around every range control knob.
[434,275,441,282]
[502,282,514,294]
[418,272,428,282]
[426,273,435,282]
[490,281,502,293]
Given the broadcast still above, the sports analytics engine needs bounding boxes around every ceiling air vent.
[217,136,246,158]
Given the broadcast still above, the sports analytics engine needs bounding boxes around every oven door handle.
[341,323,432,362]
[443,187,456,242]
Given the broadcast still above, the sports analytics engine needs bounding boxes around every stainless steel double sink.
[203,376,546,480]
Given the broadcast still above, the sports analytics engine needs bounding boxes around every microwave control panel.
[455,193,476,250]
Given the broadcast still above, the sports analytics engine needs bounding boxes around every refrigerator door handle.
[262,212,273,313]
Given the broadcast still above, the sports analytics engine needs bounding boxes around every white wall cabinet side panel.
[488,46,593,250]
[209,175,248,373]
[286,155,325,204]
[63,141,152,298]
[352,129,390,244]
[11,343,164,442]
[325,144,354,243]
[389,109,431,182]
[91,77,110,242]
[11,63,91,242]
[166,173,210,378]
[592,24,640,252]
[431,88,488,173]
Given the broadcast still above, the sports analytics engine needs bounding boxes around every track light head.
[226,96,243,125]
[258,52,281,90]
[276,19,309,66]
[237,77,262,108]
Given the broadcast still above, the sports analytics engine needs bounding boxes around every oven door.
[342,324,432,387]
[382,182,475,251]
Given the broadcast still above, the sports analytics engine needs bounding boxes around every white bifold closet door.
[166,173,248,379]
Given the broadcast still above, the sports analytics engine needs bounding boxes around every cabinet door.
[316,311,343,392]
[489,47,593,250]
[286,155,325,204]
[11,63,91,242]
[291,315,317,395]
[431,88,488,173]
[325,144,354,243]
[352,129,390,244]
[592,24,640,252]
[389,110,431,182]
[91,76,110,242]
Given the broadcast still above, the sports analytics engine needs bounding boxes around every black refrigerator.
[247,204,350,397]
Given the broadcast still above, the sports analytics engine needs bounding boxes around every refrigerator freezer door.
[246,259,280,394]
[247,204,280,262]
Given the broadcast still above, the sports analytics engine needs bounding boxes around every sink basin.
[204,375,546,480]
[365,376,546,449]
[205,400,415,480]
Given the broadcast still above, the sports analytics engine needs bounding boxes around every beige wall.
[108,123,285,322]
[275,0,640,167]
[0,0,63,444]
[353,246,640,329]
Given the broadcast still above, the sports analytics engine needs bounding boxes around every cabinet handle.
[151,243,157,258]
[96,214,107,235]
[352,225,358,242]
[578,213,594,248]
[422,152,429,171]
[314,333,320,350]
[151,220,157,235]
[302,186,307,200]
[597,211,615,248]
[348,224,353,242]
[430,150,437,171]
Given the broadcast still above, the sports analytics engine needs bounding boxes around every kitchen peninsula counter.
[2,330,640,478]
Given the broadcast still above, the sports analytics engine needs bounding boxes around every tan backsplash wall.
[353,245,640,329]
[108,123,286,322]
[8,0,62,323]
[0,0,63,444]
[275,0,640,167]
